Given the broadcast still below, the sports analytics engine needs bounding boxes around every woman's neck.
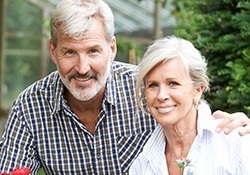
[163,110,198,175]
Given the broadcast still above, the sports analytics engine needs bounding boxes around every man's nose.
[76,55,91,74]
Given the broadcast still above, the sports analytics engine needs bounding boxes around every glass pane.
[1,0,45,108]
[6,0,42,33]
[7,37,41,50]
[2,55,41,108]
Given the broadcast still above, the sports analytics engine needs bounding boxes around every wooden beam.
[41,9,51,77]
[0,0,8,110]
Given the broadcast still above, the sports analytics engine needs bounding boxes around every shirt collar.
[104,72,117,106]
[142,124,166,172]
[51,71,66,115]
[197,101,219,141]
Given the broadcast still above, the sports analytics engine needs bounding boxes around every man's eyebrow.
[87,43,103,49]
[59,44,78,51]
[59,47,71,52]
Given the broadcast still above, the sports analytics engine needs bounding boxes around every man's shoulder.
[15,71,60,102]
[25,71,59,90]
[112,61,138,75]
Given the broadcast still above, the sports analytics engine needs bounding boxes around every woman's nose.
[157,86,170,102]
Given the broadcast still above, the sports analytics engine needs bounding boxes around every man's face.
[49,18,116,101]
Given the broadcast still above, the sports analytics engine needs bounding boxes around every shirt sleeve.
[0,105,40,174]
[236,134,250,174]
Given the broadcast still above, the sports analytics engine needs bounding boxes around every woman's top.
[129,101,250,175]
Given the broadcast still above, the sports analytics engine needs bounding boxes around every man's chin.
[71,91,94,101]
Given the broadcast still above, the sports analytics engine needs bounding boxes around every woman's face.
[144,58,202,126]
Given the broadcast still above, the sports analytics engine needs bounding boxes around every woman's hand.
[213,110,250,136]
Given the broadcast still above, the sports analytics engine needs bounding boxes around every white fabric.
[129,102,250,175]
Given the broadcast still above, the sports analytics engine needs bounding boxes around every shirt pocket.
[116,131,152,173]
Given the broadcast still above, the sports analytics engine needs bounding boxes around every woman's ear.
[194,85,204,104]
[49,39,57,64]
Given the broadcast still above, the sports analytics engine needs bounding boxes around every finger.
[220,118,246,135]
[213,110,231,119]
[213,111,249,134]
[239,125,250,136]
[213,111,234,133]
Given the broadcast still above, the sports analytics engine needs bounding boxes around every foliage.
[116,36,145,63]
[173,0,250,116]
[38,168,46,175]
[137,0,168,7]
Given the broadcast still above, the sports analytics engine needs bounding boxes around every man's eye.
[89,49,99,55]
[88,49,101,57]
[66,50,74,55]
[90,49,97,53]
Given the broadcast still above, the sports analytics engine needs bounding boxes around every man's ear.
[110,36,117,61]
[49,39,57,64]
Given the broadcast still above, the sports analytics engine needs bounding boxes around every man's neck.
[64,88,105,134]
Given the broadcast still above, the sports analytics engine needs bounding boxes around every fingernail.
[216,127,221,133]
[239,130,244,136]
[224,128,229,134]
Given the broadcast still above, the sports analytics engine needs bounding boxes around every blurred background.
[0,0,176,134]
[0,0,250,137]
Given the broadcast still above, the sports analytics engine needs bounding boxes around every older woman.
[129,36,250,175]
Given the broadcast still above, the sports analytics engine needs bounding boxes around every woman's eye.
[169,82,179,87]
[148,83,158,88]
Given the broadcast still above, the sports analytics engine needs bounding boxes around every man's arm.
[213,110,250,136]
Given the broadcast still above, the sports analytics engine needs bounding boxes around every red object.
[0,167,31,175]
[0,172,9,175]
[11,168,31,175]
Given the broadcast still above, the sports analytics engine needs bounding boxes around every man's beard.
[59,62,111,101]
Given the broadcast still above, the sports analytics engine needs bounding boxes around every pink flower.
[176,157,194,175]
[176,157,191,168]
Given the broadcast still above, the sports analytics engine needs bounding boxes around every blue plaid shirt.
[0,61,157,175]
